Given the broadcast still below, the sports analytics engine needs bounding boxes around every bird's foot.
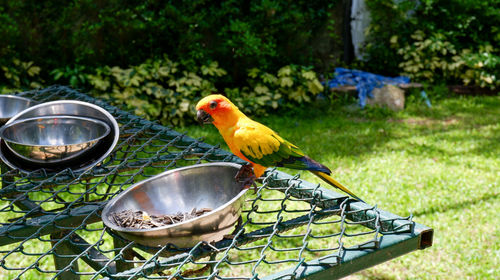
[235,164,258,193]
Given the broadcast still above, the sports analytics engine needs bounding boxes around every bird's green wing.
[234,122,329,172]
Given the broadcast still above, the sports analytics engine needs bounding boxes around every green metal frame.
[262,171,433,280]
[0,86,433,279]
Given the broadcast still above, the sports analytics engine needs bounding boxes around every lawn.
[0,93,498,279]
[183,93,500,279]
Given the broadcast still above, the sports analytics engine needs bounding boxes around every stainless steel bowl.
[102,162,248,248]
[0,100,119,172]
[0,116,110,164]
[0,95,38,124]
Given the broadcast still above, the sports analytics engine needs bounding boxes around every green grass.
[182,94,500,279]
[0,93,498,279]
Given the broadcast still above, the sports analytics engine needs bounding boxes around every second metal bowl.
[0,116,110,164]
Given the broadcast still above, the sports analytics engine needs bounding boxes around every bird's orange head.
[195,94,243,127]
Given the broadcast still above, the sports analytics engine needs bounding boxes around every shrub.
[0,0,340,83]
[0,59,44,92]
[86,56,226,126]
[226,65,325,116]
[85,57,325,125]
[393,31,500,88]
[364,0,500,88]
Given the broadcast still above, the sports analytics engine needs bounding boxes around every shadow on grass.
[356,269,398,280]
[263,96,499,158]
[391,127,500,159]
[412,191,499,217]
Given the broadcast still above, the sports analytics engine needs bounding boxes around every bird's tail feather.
[311,171,365,203]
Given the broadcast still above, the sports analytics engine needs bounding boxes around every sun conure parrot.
[196,94,364,202]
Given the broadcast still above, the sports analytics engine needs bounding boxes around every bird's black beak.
[196,109,213,125]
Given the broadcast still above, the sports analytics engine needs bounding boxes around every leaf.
[215,68,227,76]
[52,71,64,81]
[254,84,269,94]
[30,81,42,88]
[289,86,307,102]
[390,35,398,44]
[411,30,425,41]
[185,72,202,87]
[90,77,110,91]
[125,69,143,87]
[111,66,122,75]
[248,68,260,78]
[278,66,292,77]
[27,66,41,77]
[122,87,136,98]
[301,70,316,80]
[179,99,190,112]
[261,73,277,84]
[481,75,493,84]
[201,61,225,76]
[307,80,324,94]
[279,77,293,87]
[157,66,170,77]
[201,65,210,76]
[70,76,78,87]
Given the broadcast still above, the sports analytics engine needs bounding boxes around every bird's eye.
[209,100,217,109]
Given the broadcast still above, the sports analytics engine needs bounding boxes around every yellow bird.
[196,94,364,202]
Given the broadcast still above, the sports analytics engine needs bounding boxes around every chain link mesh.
[0,86,418,280]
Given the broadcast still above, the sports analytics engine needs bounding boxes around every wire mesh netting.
[0,86,432,280]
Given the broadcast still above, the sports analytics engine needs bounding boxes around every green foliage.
[50,65,88,89]
[0,0,339,82]
[225,65,325,116]
[394,31,500,88]
[85,56,325,125]
[0,58,44,91]
[459,46,500,88]
[86,56,226,126]
[364,0,500,88]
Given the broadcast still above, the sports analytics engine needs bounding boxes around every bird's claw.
[235,164,258,193]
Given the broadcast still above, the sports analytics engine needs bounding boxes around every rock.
[366,84,405,111]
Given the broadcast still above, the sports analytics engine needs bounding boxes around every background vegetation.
[364,0,500,88]
[0,0,340,85]
[1,0,498,126]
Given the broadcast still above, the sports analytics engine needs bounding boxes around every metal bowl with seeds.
[101,162,248,248]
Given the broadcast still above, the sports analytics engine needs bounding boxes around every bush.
[0,0,340,84]
[85,56,325,126]
[364,0,500,88]
[225,65,325,116]
[0,59,44,92]
[394,31,500,88]
[86,56,226,126]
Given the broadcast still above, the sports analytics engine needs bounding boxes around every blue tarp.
[325,68,411,107]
